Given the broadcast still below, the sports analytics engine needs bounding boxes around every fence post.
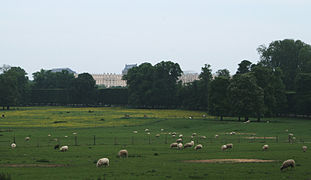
[93,135,96,145]
[13,134,16,144]
[165,134,167,144]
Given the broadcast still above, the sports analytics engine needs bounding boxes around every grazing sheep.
[184,141,194,149]
[262,144,269,151]
[200,136,206,139]
[302,146,307,152]
[226,143,233,149]
[202,114,206,118]
[179,134,183,138]
[64,136,68,138]
[221,145,227,151]
[155,134,160,137]
[172,134,176,138]
[215,134,219,138]
[194,144,203,150]
[147,132,151,135]
[145,128,149,132]
[280,159,295,171]
[118,149,128,158]
[11,143,16,149]
[48,134,51,137]
[244,120,250,123]
[170,143,178,148]
[171,132,177,135]
[96,158,109,167]
[25,137,30,141]
[178,143,183,149]
[230,132,236,135]
[60,145,68,152]
[192,133,197,136]
[133,131,138,134]
[161,129,164,131]
[176,138,183,143]
[54,144,60,150]
[73,132,77,135]
[190,136,194,139]
[288,133,294,143]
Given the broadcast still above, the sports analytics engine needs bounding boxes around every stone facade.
[91,72,199,87]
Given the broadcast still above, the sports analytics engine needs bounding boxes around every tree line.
[0,39,310,119]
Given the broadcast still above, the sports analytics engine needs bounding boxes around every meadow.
[0,107,310,180]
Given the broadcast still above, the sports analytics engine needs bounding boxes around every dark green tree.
[216,69,230,78]
[236,60,252,74]
[228,73,264,121]
[208,75,231,120]
[295,73,311,116]
[70,73,97,105]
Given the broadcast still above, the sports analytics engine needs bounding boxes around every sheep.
[11,143,16,149]
[215,134,219,138]
[226,143,233,149]
[202,114,206,118]
[161,129,164,131]
[172,134,176,138]
[171,132,177,135]
[244,120,250,123]
[72,132,77,135]
[178,143,183,149]
[288,133,294,143]
[147,132,151,135]
[179,134,183,138]
[170,143,178,148]
[155,134,160,137]
[280,159,295,171]
[118,149,128,158]
[262,144,269,151]
[302,146,307,152]
[194,144,203,150]
[230,132,236,135]
[184,141,194,149]
[200,136,206,139]
[96,158,109,167]
[145,128,149,132]
[25,137,30,141]
[190,135,194,139]
[176,138,183,143]
[221,145,227,151]
[60,145,68,152]
[48,134,51,137]
[54,144,60,150]
[133,131,138,134]
[192,133,197,136]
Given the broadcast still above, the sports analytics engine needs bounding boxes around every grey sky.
[1,0,310,78]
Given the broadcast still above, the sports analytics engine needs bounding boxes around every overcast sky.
[1,0,310,78]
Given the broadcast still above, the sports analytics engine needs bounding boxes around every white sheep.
[155,134,160,137]
[262,144,269,151]
[226,143,233,149]
[179,134,183,138]
[230,132,236,135]
[11,143,16,149]
[171,132,177,135]
[96,158,109,167]
[60,145,68,152]
[178,143,183,149]
[25,137,30,141]
[280,159,295,171]
[192,133,197,136]
[118,149,128,158]
[215,134,219,138]
[302,146,307,152]
[133,131,138,134]
[244,120,250,123]
[200,136,206,139]
[161,129,164,131]
[145,128,149,132]
[194,144,203,150]
[184,141,194,149]
[176,138,183,143]
[221,145,227,151]
[170,143,178,148]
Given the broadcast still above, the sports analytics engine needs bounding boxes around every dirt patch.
[244,137,276,139]
[0,164,68,167]
[184,159,277,163]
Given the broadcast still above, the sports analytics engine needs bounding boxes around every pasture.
[0,107,310,180]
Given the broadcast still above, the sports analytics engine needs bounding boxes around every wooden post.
[93,135,96,145]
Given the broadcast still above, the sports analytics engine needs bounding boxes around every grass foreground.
[0,107,310,180]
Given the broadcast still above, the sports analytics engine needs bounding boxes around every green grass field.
[0,107,310,180]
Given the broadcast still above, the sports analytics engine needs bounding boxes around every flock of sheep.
[9,129,306,171]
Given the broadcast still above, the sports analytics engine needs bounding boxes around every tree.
[216,69,230,78]
[208,76,231,120]
[70,73,97,105]
[295,73,311,116]
[0,66,28,109]
[228,73,264,121]
[257,39,311,90]
[197,64,213,109]
[236,60,252,74]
